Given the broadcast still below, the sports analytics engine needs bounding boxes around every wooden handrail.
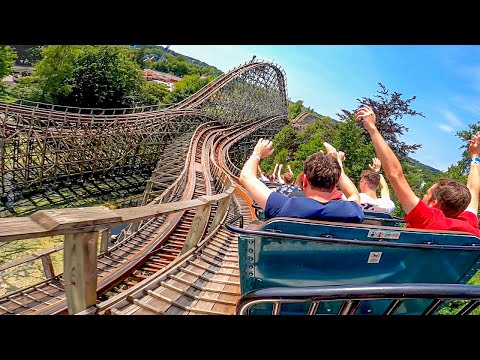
[0,186,235,314]
[0,188,235,243]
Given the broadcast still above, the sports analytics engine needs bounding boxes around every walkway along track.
[96,117,285,315]
[0,122,221,314]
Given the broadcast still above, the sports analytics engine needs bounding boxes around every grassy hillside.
[405,156,441,175]
[155,45,220,70]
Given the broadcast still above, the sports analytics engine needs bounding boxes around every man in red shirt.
[355,105,480,237]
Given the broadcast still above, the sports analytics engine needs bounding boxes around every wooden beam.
[209,193,233,233]
[0,190,235,243]
[130,220,140,233]
[40,254,55,279]
[180,204,211,255]
[100,228,111,254]
[0,244,64,272]
[30,206,122,231]
[64,231,98,315]
[115,198,210,222]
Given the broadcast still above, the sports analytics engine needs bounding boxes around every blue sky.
[169,45,480,171]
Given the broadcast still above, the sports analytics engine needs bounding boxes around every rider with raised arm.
[355,105,480,236]
[239,138,364,223]
[357,158,396,213]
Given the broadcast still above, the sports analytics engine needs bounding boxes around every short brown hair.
[303,152,341,191]
[282,172,294,185]
[360,170,380,189]
[433,179,471,218]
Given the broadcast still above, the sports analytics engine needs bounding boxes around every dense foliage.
[10,45,43,66]
[288,99,321,120]
[134,45,222,78]
[288,100,304,120]
[55,46,144,108]
[0,45,16,97]
[7,45,219,108]
[336,83,424,159]
[164,74,214,104]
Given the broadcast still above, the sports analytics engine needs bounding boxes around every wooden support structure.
[0,244,64,272]
[100,228,111,254]
[0,60,292,315]
[40,254,55,279]
[0,187,239,314]
[209,189,234,233]
[180,203,212,255]
[64,231,99,315]
[130,220,140,233]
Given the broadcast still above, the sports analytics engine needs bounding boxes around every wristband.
[251,154,261,161]
[471,157,480,165]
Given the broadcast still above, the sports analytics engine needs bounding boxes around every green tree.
[9,76,43,101]
[32,45,86,103]
[165,74,212,104]
[337,83,424,158]
[330,118,377,183]
[260,125,297,173]
[133,46,148,68]
[25,46,43,65]
[57,46,144,108]
[288,100,303,120]
[10,45,43,65]
[455,123,480,173]
[297,116,336,145]
[0,45,16,97]
[136,81,169,106]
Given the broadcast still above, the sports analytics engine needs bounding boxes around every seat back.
[231,217,480,314]
[254,207,404,226]
[362,211,405,227]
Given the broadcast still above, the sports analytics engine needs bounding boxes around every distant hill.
[155,46,221,70]
[288,99,324,119]
[138,45,223,78]
[405,156,441,174]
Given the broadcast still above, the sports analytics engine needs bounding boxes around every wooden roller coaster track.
[0,59,289,314]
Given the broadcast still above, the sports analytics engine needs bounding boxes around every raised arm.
[257,164,269,182]
[378,174,391,200]
[369,157,390,200]
[272,163,279,182]
[277,164,284,183]
[466,132,480,214]
[287,164,294,176]
[355,106,419,214]
[257,165,263,176]
[239,138,275,209]
[323,143,360,204]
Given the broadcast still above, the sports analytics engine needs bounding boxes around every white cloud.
[443,110,463,127]
[450,95,480,118]
[456,65,480,92]
[437,124,454,133]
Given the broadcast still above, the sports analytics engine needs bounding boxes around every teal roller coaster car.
[227,213,480,315]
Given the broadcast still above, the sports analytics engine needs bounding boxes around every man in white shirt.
[358,158,395,213]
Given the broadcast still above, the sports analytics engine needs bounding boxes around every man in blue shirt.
[239,138,364,223]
